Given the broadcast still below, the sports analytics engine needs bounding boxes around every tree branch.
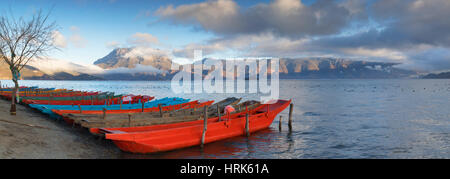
[0,9,57,72]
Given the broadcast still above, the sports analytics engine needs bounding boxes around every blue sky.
[3,0,450,71]
[5,0,222,64]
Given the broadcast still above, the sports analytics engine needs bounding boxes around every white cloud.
[29,58,104,75]
[155,0,356,38]
[69,26,80,32]
[172,32,310,58]
[29,57,166,75]
[69,26,87,48]
[341,48,407,62]
[106,41,121,49]
[127,32,159,46]
[70,34,87,48]
[155,0,238,30]
[51,30,67,48]
[102,64,164,74]
[124,46,169,59]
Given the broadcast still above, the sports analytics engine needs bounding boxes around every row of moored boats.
[0,86,291,154]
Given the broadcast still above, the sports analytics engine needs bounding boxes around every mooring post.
[201,105,208,148]
[103,108,107,120]
[279,115,283,132]
[217,104,221,121]
[120,98,123,110]
[245,106,250,137]
[78,104,82,113]
[158,104,163,117]
[128,113,132,127]
[288,103,293,132]
[141,101,145,112]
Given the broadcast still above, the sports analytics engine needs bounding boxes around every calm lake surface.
[2,79,450,158]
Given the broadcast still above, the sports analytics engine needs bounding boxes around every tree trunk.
[10,79,19,115]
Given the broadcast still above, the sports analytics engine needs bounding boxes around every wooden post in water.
[128,113,132,127]
[279,116,283,132]
[201,106,208,148]
[217,104,221,121]
[158,104,163,117]
[49,93,52,105]
[245,106,250,137]
[120,98,123,110]
[78,104,82,113]
[141,101,145,112]
[103,108,107,120]
[288,103,293,132]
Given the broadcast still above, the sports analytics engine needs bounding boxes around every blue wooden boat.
[29,97,189,117]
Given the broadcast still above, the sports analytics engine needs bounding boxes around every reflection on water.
[2,79,450,158]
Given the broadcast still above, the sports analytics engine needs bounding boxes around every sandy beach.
[0,99,121,159]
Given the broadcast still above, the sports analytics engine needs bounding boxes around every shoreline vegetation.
[0,98,120,159]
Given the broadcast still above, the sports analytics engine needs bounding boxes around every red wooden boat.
[1,91,100,98]
[54,100,214,125]
[92,99,291,154]
[21,96,153,105]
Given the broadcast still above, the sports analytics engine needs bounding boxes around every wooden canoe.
[55,100,213,125]
[28,97,184,117]
[66,100,256,129]
[64,100,217,128]
[22,95,154,105]
[19,92,108,100]
[91,100,290,154]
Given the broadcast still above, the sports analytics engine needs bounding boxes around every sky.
[3,0,450,71]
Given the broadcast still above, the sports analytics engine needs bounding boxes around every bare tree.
[0,9,57,115]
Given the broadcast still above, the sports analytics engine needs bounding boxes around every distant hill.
[0,59,103,80]
[0,60,46,79]
[26,72,103,80]
[278,58,416,79]
[422,71,450,79]
[92,48,417,79]
[93,47,174,71]
[0,47,419,81]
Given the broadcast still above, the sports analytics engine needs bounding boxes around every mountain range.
[422,71,450,79]
[0,47,424,80]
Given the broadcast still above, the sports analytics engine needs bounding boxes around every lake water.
[2,79,450,158]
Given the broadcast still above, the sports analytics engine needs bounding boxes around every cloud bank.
[153,0,450,71]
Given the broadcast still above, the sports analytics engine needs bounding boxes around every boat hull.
[104,100,290,154]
